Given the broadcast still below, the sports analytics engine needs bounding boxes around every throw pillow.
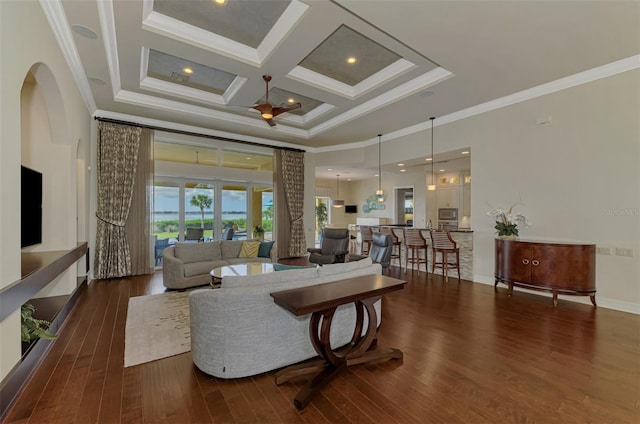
[258,240,275,258]
[239,241,260,258]
[273,263,317,271]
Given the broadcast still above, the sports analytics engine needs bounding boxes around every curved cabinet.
[494,239,596,306]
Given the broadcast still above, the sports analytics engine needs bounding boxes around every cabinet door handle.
[522,259,530,265]
[532,260,540,266]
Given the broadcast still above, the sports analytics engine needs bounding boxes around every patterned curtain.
[274,150,307,258]
[94,122,142,279]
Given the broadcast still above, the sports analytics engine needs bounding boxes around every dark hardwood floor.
[4,263,639,423]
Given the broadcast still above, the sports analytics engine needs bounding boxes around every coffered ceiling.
[46,0,638,152]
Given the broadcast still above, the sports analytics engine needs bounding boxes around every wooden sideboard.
[494,239,596,306]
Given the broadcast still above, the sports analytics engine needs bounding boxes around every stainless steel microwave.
[438,208,458,220]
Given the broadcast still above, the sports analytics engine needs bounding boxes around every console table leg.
[552,292,558,306]
[293,364,345,410]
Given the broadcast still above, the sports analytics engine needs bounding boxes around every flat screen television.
[21,165,43,248]
[345,205,357,214]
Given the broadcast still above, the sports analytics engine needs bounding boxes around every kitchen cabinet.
[494,239,596,306]
[436,187,460,208]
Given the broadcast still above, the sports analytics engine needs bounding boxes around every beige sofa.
[162,240,276,289]
[189,258,382,379]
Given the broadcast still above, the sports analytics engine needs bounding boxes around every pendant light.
[332,174,344,208]
[376,134,384,202]
[428,117,436,191]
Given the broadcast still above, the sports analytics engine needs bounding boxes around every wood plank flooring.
[4,264,639,423]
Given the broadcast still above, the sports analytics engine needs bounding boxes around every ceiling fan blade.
[272,102,302,117]
[252,104,273,114]
[265,118,276,127]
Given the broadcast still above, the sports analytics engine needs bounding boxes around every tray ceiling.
[48,0,638,151]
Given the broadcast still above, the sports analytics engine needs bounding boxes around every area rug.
[124,291,191,367]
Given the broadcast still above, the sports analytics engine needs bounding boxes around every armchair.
[307,228,350,265]
[350,233,394,271]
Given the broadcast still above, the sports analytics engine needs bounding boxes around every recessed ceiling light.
[425,157,433,161]
[440,169,445,172]
[183,67,193,74]
[327,168,333,171]
[400,169,406,173]
[246,157,251,160]
[347,178,352,181]
[461,151,470,155]
[397,163,404,167]
[374,174,379,177]
[71,25,98,39]
[213,0,227,5]
[287,98,295,103]
[347,57,357,64]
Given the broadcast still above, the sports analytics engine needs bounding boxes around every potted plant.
[21,303,57,344]
[253,225,265,240]
[487,202,531,239]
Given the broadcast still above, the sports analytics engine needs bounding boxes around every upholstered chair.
[307,228,350,265]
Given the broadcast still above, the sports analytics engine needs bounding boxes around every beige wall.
[313,69,639,313]
[0,0,91,380]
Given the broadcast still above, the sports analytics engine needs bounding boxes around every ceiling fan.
[252,75,302,127]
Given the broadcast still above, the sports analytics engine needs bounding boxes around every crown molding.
[308,67,454,138]
[317,54,640,153]
[255,0,310,63]
[278,103,336,126]
[97,0,121,97]
[93,109,309,152]
[38,0,96,113]
[288,58,417,100]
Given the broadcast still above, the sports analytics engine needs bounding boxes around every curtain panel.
[126,128,154,276]
[94,122,142,279]
[274,149,307,258]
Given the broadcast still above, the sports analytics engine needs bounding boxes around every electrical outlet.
[615,248,634,257]
[597,247,611,255]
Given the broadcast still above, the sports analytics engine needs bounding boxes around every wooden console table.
[494,239,596,306]
[270,274,406,410]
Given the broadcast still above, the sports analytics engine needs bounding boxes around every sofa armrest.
[162,247,186,288]
[270,241,278,263]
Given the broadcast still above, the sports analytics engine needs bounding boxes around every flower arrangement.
[252,225,265,236]
[487,203,531,238]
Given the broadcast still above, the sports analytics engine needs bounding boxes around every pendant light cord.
[430,117,435,184]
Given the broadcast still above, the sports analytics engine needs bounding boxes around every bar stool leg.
[443,251,448,282]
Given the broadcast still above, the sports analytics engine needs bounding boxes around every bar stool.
[359,225,374,255]
[403,228,427,273]
[380,226,401,267]
[430,230,461,282]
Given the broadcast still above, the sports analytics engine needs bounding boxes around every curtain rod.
[94,116,306,153]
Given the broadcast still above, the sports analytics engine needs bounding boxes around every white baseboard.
[473,274,640,315]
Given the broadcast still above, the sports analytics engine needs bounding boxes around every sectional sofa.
[162,239,276,289]
[189,258,382,379]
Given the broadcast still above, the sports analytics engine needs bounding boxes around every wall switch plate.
[615,248,634,257]
[597,247,611,255]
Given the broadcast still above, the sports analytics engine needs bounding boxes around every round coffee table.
[210,262,275,288]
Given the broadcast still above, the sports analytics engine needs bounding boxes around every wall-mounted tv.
[21,165,43,248]
[345,205,357,214]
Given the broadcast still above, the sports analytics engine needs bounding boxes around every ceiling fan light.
[261,112,273,119]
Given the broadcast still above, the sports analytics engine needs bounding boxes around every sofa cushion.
[221,267,318,288]
[239,241,261,258]
[184,260,228,277]
[174,241,222,263]
[221,240,245,259]
[258,241,275,258]
[317,257,374,277]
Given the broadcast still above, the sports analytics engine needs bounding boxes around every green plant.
[315,202,328,231]
[189,194,213,228]
[21,303,57,343]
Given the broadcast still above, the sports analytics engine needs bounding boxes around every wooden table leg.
[276,296,403,410]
